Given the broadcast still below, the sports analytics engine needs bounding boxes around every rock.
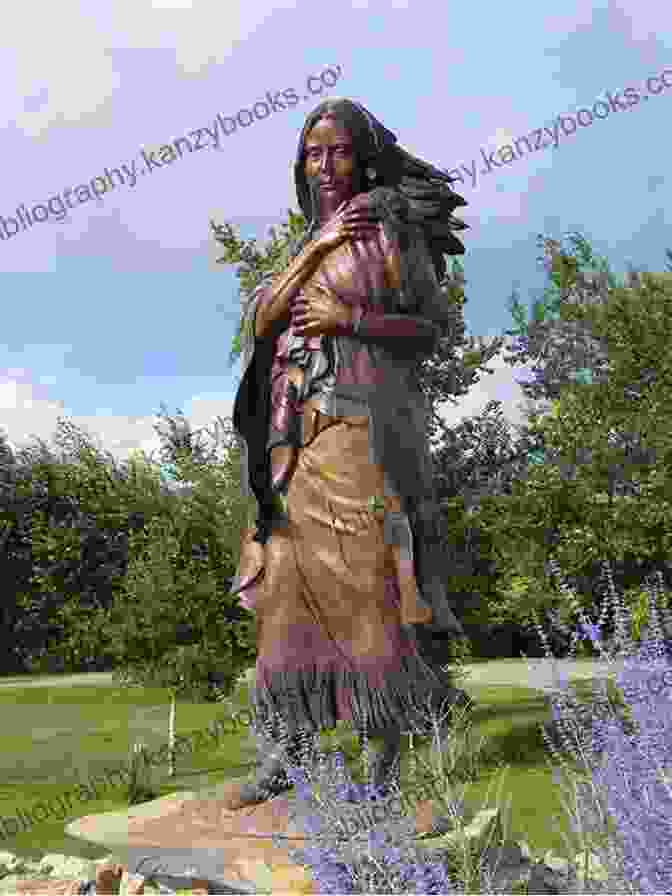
[66,785,316,893]
[0,852,152,895]
[0,852,97,884]
[0,851,30,878]
[4,879,83,894]
[65,792,201,849]
[415,806,503,855]
[37,855,98,880]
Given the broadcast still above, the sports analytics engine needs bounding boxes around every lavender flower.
[538,556,672,894]
[579,621,603,647]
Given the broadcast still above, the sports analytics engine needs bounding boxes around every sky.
[0,0,670,486]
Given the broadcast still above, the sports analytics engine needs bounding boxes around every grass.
[0,677,259,866]
[0,660,616,875]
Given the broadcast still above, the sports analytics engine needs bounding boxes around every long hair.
[236,98,469,369]
[290,97,468,284]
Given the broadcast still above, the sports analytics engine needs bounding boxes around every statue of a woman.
[226,98,471,809]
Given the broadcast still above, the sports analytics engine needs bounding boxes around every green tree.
[471,246,672,643]
[103,404,258,700]
[2,407,256,699]
[19,418,182,672]
[0,433,59,674]
[102,510,256,703]
[0,425,158,674]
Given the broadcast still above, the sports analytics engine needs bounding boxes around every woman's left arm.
[351,305,441,359]
[291,219,451,359]
[350,220,449,359]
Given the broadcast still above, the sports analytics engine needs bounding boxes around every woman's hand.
[291,287,354,338]
[312,198,383,255]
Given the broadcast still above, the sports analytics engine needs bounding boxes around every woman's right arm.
[254,240,330,340]
[254,199,384,340]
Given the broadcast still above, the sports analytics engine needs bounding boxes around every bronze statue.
[226,98,470,809]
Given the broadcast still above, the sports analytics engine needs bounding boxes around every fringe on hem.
[250,650,465,744]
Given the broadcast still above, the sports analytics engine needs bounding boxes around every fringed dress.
[231,190,465,742]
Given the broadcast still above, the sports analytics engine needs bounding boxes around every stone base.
[64,778,443,894]
[65,781,318,893]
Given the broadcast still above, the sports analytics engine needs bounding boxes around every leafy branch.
[210,210,308,367]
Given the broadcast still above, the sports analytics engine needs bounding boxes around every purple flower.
[579,621,603,645]
[514,368,537,385]
[537,561,672,893]
[588,639,672,892]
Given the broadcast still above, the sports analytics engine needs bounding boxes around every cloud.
[4,1,122,137]
[4,0,299,137]
[0,371,237,487]
[435,347,539,434]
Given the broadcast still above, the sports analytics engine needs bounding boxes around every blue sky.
[0,0,670,483]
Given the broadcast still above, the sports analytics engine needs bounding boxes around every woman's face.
[303,115,359,217]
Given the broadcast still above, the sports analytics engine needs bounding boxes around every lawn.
[0,662,611,878]
[0,675,259,866]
